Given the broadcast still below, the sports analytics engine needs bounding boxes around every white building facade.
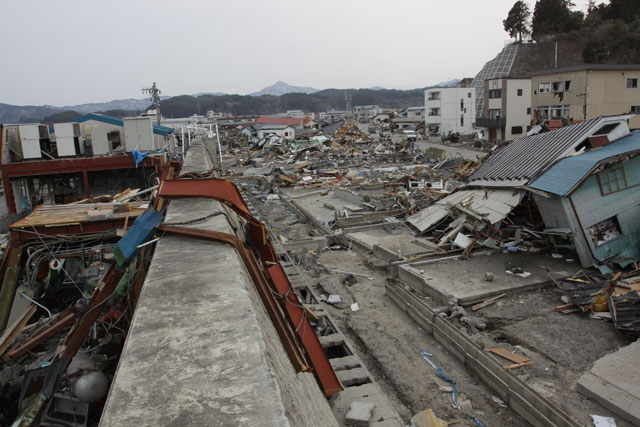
[424,87,476,135]
[478,77,531,141]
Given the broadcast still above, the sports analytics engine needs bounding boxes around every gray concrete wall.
[100,139,337,427]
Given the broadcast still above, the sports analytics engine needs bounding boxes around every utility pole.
[142,82,162,125]
[344,91,353,125]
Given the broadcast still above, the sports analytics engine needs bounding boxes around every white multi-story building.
[353,105,381,123]
[477,77,531,141]
[424,87,476,135]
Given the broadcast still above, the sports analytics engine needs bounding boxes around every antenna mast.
[142,82,162,125]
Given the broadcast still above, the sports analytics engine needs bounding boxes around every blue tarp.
[131,150,148,167]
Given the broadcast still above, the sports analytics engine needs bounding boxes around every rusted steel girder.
[157,177,343,397]
[55,263,125,362]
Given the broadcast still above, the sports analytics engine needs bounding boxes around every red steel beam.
[0,155,162,214]
[0,155,160,178]
[56,263,124,362]
[157,177,342,397]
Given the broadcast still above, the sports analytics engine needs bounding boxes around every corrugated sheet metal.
[467,118,604,186]
[530,131,640,196]
[407,189,523,232]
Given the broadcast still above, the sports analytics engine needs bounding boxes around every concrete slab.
[347,228,425,257]
[399,252,579,305]
[578,340,640,425]
[282,188,361,224]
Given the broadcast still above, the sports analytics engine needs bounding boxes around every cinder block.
[330,355,361,371]
[345,401,375,426]
[338,368,371,386]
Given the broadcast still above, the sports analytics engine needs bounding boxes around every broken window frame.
[586,216,623,247]
[598,166,628,196]
[537,105,570,120]
[538,83,551,93]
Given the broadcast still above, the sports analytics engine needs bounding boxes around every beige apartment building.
[478,76,531,140]
[530,64,640,129]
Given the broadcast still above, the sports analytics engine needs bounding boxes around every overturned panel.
[407,189,523,233]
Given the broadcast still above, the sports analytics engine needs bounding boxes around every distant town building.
[477,76,531,141]
[353,105,381,123]
[406,106,425,119]
[529,64,640,130]
[424,86,476,135]
[255,124,296,140]
[319,110,347,122]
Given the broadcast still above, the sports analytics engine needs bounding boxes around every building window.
[598,167,628,195]
[511,126,523,135]
[489,89,502,99]
[415,111,421,116]
[428,92,441,100]
[460,115,464,127]
[631,106,640,113]
[552,81,571,93]
[517,89,523,96]
[460,99,464,111]
[627,78,638,89]
[489,108,501,119]
[468,92,472,98]
[538,83,551,93]
[536,105,570,119]
[587,217,622,247]
[429,108,440,116]
[527,107,531,114]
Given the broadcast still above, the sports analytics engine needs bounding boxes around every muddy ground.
[246,191,631,426]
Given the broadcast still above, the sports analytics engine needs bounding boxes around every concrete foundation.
[399,252,580,305]
[578,340,640,426]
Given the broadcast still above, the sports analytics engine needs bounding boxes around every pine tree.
[504,1,532,41]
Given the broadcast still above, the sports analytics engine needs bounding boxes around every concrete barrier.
[386,283,580,427]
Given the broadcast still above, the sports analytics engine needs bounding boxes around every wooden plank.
[504,361,534,370]
[489,348,530,364]
[471,293,507,311]
[0,305,37,356]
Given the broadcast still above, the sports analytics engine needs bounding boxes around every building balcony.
[476,116,506,128]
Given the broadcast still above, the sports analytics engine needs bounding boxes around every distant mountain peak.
[250,81,319,97]
[435,78,462,88]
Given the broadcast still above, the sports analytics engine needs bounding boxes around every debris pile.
[0,192,156,426]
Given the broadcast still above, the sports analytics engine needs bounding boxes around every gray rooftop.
[467,117,605,188]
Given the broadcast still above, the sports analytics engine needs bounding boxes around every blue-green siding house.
[530,131,640,267]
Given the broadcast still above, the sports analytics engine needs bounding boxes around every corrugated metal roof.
[530,131,640,196]
[407,188,523,232]
[467,117,605,187]
[72,113,174,136]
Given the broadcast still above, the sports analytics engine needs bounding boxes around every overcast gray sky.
[0,0,592,106]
